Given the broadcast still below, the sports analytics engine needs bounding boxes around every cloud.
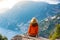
[17,22,29,33]
[51,16,56,19]
[0,0,16,13]
[0,8,8,13]
[17,23,24,27]
[0,0,26,13]
[57,17,60,19]
[53,0,60,2]
[0,0,60,13]
[32,0,60,4]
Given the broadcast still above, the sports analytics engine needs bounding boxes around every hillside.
[39,14,60,38]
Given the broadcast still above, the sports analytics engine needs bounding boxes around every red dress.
[28,24,38,37]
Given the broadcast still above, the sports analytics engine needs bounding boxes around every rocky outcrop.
[11,35,41,40]
[11,34,60,40]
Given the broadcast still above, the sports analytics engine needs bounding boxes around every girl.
[28,17,39,37]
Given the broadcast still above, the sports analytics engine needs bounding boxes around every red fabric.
[28,25,38,36]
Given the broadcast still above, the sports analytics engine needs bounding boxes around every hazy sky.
[0,0,60,13]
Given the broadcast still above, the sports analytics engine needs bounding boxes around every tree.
[0,34,8,40]
[0,34,2,40]
[2,36,8,40]
[49,24,60,40]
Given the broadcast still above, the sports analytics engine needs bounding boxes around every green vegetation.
[49,24,60,40]
[0,34,8,40]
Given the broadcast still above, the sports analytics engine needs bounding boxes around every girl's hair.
[30,17,38,27]
[30,23,38,27]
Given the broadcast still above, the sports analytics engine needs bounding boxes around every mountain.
[39,14,60,38]
[0,1,60,32]
[0,1,60,40]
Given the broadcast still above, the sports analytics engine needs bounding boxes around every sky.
[0,0,60,13]
[0,0,60,40]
